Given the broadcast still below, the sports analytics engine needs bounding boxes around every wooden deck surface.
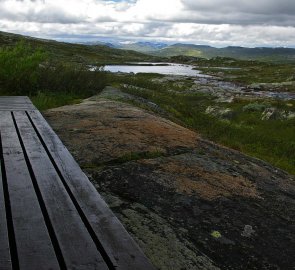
[0,97,155,270]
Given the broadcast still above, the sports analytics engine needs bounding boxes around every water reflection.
[103,63,211,77]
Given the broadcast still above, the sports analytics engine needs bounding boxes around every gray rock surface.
[44,87,295,270]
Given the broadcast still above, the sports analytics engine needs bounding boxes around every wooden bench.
[0,96,155,270]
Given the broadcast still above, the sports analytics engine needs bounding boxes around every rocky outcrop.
[152,75,295,101]
[44,87,295,270]
[261,107,295,120]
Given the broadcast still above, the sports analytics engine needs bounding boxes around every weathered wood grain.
[0,133,12,270]
[0,96,36,111]
[14,111,108,270]
[0,111,60,270]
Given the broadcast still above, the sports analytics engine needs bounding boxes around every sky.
[0,0,295,47]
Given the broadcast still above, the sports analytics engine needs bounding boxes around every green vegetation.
[0,41,108,109]
[211,231,222,238]
[0,41,46,95]
[0,30,158,109]
[148,44,295,63]
[242,102,269,112]
[0,31,294,174]
[0,31,154,66]
[110,73,295,174]
[154,45,203,58]
[30,92,83,111]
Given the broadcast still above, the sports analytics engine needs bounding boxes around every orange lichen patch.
[175,173,260,200]
[151,159,261,200]
[45,99,199,164]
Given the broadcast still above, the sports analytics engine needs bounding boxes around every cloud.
[0,0,85,23]
[0,0,294,47]
[182,0,295,15]
[181,0,295,26]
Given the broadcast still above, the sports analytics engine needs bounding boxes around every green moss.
[31,92,83,111]
[211,231,222,238]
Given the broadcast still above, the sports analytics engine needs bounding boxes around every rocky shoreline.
[152,75,295,101]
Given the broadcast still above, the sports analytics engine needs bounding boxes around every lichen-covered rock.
[44,87,295,270]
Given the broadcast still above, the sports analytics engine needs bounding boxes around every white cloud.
[0,0,295,47]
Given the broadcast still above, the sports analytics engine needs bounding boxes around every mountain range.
[1,31,295,63]
[79,39,295,62]
[115,42,295,62]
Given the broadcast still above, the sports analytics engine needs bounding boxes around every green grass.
[114,75,295,174]
[31,92,83,110]
[0,41,109,109]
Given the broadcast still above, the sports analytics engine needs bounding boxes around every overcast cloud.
[0,0,294,47]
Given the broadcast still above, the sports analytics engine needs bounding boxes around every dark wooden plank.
[0,106,36,110]
[0,111,60,270]
[0,105,34,111]
[0,96,36,111]
[0,104,33,107]
[0,101,32,104]
[0,100,31,103]
[0,101,33,104]
[28,110,156,270]
[0,106,35,109]
[14,111,109,270]
[0,98,30,102]
[0,104,32,106]
[0,96,31,100]
[0,143,12,270]
[0,99,31,103]
[0,96,30,98]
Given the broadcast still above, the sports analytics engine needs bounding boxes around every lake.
[103,63,211,77]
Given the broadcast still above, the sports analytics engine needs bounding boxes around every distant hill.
[0,31,154,65]
[115,41,295,62]
[2,31,295,63]
[117,42,168,53]
[78,41,117,48]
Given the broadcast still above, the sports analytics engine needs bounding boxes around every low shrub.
[0,41,107,108]
[0,41,45,95]
[242,102,269,112]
